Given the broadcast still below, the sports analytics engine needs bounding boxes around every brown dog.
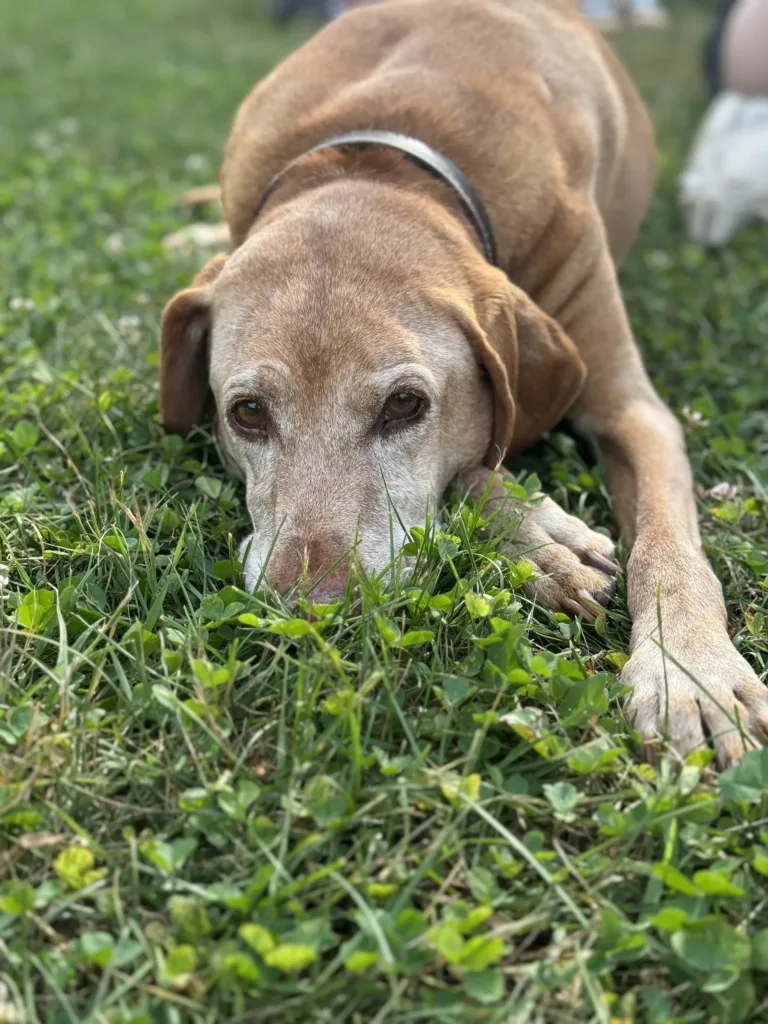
[160,0,768,765]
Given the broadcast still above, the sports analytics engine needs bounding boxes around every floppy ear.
[472,276,587,467]
[159,255,228,435]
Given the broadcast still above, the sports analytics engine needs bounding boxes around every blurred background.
[1,0,717,187]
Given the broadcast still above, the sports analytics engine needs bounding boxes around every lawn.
[2,1,768,1021]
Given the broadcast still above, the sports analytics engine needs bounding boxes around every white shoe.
[680,92,768,247]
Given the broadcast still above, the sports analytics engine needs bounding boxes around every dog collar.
[253,130,498,266]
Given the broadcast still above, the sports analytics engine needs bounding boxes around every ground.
[2,1,768,1021]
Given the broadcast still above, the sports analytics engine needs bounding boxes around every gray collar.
[252,129,498,265]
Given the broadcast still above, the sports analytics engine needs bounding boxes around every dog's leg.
[163,222,231,253]
[459,466,620,620]
[163,185,228,253]
[176,184,222,208]
[566,254,768,766]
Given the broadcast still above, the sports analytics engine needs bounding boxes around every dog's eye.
[231,399,270,434]
[380,391,426,435]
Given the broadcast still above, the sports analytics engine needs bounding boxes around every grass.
[2,1,768,1020]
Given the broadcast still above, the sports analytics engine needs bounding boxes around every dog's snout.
[265,532,352,601]
[306,573,351,604]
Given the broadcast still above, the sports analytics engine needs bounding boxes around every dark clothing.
[269,0,331,22]
[704,0,739,95]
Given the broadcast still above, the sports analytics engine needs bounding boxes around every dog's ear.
[159,255,228,435]
[471,275,587,467]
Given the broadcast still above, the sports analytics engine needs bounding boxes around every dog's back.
[223,0,654,292]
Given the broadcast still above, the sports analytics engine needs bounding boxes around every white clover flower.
[706,482,739,500]
[118,314,141,334]
[184,153,209,172]
[33,131,54,151]
[646,250,672,270]
[681,406,710,428]
[105,232,125,255]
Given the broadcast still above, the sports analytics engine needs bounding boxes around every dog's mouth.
[238,528,419,603]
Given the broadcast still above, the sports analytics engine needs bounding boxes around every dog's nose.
[306,576,350,604]
[265,533,352,603]
[269,568,351,606]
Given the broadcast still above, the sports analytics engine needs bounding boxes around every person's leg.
[721,0,768,95]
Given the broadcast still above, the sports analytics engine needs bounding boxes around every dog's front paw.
[623,635,768,768]
[512,497,620,620]
[458,468,619,619]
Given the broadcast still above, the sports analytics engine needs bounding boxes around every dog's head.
[160,177,585,599]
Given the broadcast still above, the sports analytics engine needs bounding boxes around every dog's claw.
[564,597,597,623]
[582,550,621,576]
[578,588,607,613]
